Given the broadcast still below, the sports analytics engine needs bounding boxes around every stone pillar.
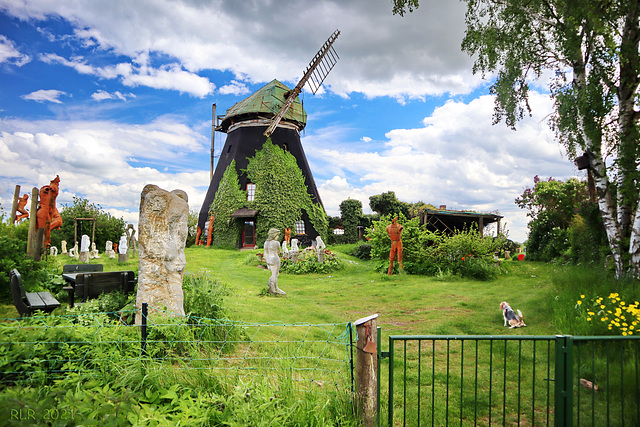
[136,184,188,323]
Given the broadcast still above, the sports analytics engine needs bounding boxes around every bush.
[280,248,343,274]
[366,215,502,280]
[351,244,372,260]
[0,216,52,302]
[182,270,232,320]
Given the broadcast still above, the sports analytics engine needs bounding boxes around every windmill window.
[294,220,305,235]
[246,183,256,201]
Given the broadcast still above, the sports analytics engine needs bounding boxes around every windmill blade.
[264,30,340,138]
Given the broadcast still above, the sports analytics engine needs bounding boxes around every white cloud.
[22,89,68,103]
[1,0,477,99]
[308,92,578,243]
[0,35,30,66]
[40,52,214,97]
[218,80,250,96]
[0,117,211,225]
[91,90,135,101]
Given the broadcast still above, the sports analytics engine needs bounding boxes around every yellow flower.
[623,332,628,336]
[586,317,591,321]
[600,305,606,309]
[577,300,582,305]
[581,294,585,299]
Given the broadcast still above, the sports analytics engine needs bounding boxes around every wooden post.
[10,185,20,224]
[34,228,44,261]
[26,187,38,256]
[355,314,378,427]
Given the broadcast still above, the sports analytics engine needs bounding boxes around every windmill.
[263,30,340,138]
[198,30,341,248]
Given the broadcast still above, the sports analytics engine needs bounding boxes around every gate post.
[355,314,378,427]
[554,335,574,427]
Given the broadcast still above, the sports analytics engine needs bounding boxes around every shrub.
[367,215,502,280]
[0,216,51,302]
[351,244,372,260]
[182,270,232,320]
[281,248,343,274]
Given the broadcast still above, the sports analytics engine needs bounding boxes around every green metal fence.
[380,334,640,426]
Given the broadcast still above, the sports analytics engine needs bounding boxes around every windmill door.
[242,220,255,248]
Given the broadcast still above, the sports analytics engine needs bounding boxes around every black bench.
[10,269,61,317]
[62,264,103,273]
[64,271,135,308]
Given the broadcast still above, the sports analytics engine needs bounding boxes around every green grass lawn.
[184,244,558,338]
[3,245,636,426]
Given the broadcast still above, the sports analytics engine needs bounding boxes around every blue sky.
[0,0,580,243]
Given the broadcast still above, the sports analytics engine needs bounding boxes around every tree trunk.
[630,201,640,277]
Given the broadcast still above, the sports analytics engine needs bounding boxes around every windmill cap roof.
[219,79,307,132]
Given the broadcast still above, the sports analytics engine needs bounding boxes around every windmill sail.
[263,30,340,137]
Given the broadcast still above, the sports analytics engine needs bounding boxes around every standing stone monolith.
[79,234,90,263]
[136,184,188,323]
[118,234,128,263]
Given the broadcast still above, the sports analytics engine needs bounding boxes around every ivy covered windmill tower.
[198,31,340,249]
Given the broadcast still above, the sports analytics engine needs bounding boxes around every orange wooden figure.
[386,216,404,275]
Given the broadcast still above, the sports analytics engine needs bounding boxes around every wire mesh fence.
[0,304,354,395]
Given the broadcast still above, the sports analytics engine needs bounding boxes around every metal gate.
[378,334,640,426]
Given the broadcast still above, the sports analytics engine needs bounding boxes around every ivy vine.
[245,139,327,245]
[210,160,246,247]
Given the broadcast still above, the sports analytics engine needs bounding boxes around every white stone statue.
[136,184,189,323]
[264,228,286,295]
[79,235,90,262]
[89,242,100,259]
[61,240,68,255]
[118,235,128,255]
[49,246,58,256]
[290,238,300,263]
[69,241,79,259]
[105,240,115,258]
[80,235,90,252]
[281,240,289,259]
[316,236,326,263]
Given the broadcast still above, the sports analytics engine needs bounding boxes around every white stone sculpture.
[136,184,189,323]
[89,242,100,259]
[69,241,79,259]
[79,234,90,262]
[290,238,300,263]
[281,240,289,259]
[105,240,115,258]
[264,228,286,295]
[316,236,326,263]
[118,235,128,254]
[61,240,68,255]
[49,246,58,257]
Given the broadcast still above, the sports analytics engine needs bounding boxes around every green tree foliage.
[393,0,640,277]
[369,191,410,218]
[339,198,363,243]
[516,176,607,262]
[52,196,125,253]
[210,160,246,247]
[186,210,199,247]
[0,215,50,301]
[245,139,328,245]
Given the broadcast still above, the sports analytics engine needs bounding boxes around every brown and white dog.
[500,302,526,329]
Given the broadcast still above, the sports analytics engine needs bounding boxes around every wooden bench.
[10,269,61,317]
[64,271,136,308]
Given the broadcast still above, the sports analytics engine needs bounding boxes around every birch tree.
[394,0,640,277]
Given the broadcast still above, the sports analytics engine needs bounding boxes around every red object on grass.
[518,254,525,261]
